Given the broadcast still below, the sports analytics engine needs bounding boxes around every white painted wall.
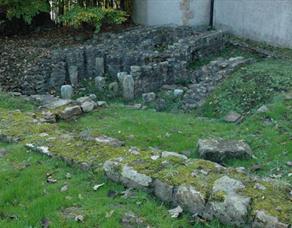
[133,0,210,27]
[133,0,292,48]
[214,0,292,48]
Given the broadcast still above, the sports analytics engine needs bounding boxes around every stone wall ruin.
[1,26,226,99]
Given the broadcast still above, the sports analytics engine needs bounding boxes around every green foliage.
[60,6,127,32]
[0,0,49,24]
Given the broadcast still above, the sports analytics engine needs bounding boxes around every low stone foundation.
[1,26,225,96]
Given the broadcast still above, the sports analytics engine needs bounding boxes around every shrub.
[0,0,49,24]
[60,7,127,32]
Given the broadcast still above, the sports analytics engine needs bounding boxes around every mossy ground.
[1,42,292,226]
[1,143,202,228]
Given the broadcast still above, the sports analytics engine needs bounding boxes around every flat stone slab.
[197,139,252,162]
[95,136,124,147]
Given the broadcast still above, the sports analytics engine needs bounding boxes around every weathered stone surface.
[207,176,251,227]
[121,212,147,227]
[121,165,152,189]
[95,76,106,92]
[96,101,107,107]
[122,75,135,100]
[142,92,156,103]
[175,185,206,216]
[42,111,56,123]
[61,85,73,99]
[252,210,289,228]
[69,65,78,87]
[224,111,242,123]
[173,89,184,97]
[95,57,105,76]
[153,179,174,203]
[257,105,269,113]
[198,139,252,162]
[95,136,124,147]
[108,82,119,96]
[155,98,166,112]
[26,144,53,157]
[103,159,122,182]
[59,105,82,120]
[30,95,72,109]
[161,151,188,160]
[76,96,92,104]
[81,101,96,113]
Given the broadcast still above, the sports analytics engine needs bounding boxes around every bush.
[0,0,49,24]
[61,7,127,32]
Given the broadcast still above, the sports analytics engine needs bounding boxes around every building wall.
[133,0,292,48]
[132,0,210,27]
[214,0,292,48]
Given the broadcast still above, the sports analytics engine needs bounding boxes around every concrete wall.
[133,0,210,27]
[214,0,292,48]
[133,0,292,48]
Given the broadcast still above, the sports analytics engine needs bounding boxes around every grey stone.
[161,151,188,160]
[224,111,242,123]
[89,94,97,100]
[26,144,53,157]
[108,82,119,96]
[142,92,156,103]
[121,212,146,227]
[31,95,72,109]
[69,66,79,87]
[168,206,183,218]
[96,101,107,107]
[252,210,289,228]
[0,148,7,157]
[173,89,184,97]
[257,105,269,113]
[122,75,135,100]
[76,96,92,104]
[207,176,251,227]
[95,136,124,147]
[103,160,122,182]
[42,111,56,123]
[117,72,128,84]
[121,165,152,189]
[59,105,82,120]
[175,185,206,216]
[81,101,96,113]
[95,57,105,76]
[61,85,73,99]
[155,98,167,112]
[254,183,266,191]
[153,179,174,203]
[95,76,106,92]
[197,139,252,162]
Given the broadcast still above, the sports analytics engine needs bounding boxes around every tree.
[0,0,50,24]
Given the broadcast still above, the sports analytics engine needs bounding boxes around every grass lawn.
[0,42,291,227]
[2,143,226,228]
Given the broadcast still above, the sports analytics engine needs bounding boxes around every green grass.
[59,106,235,153]
[1,143,228,228]
[199,59,292,118]
[58,96,291,181]
[188,45,261,70]
[0,92,35,112]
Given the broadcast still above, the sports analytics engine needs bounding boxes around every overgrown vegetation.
[199,60,292,117]
[61,7,127,32]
